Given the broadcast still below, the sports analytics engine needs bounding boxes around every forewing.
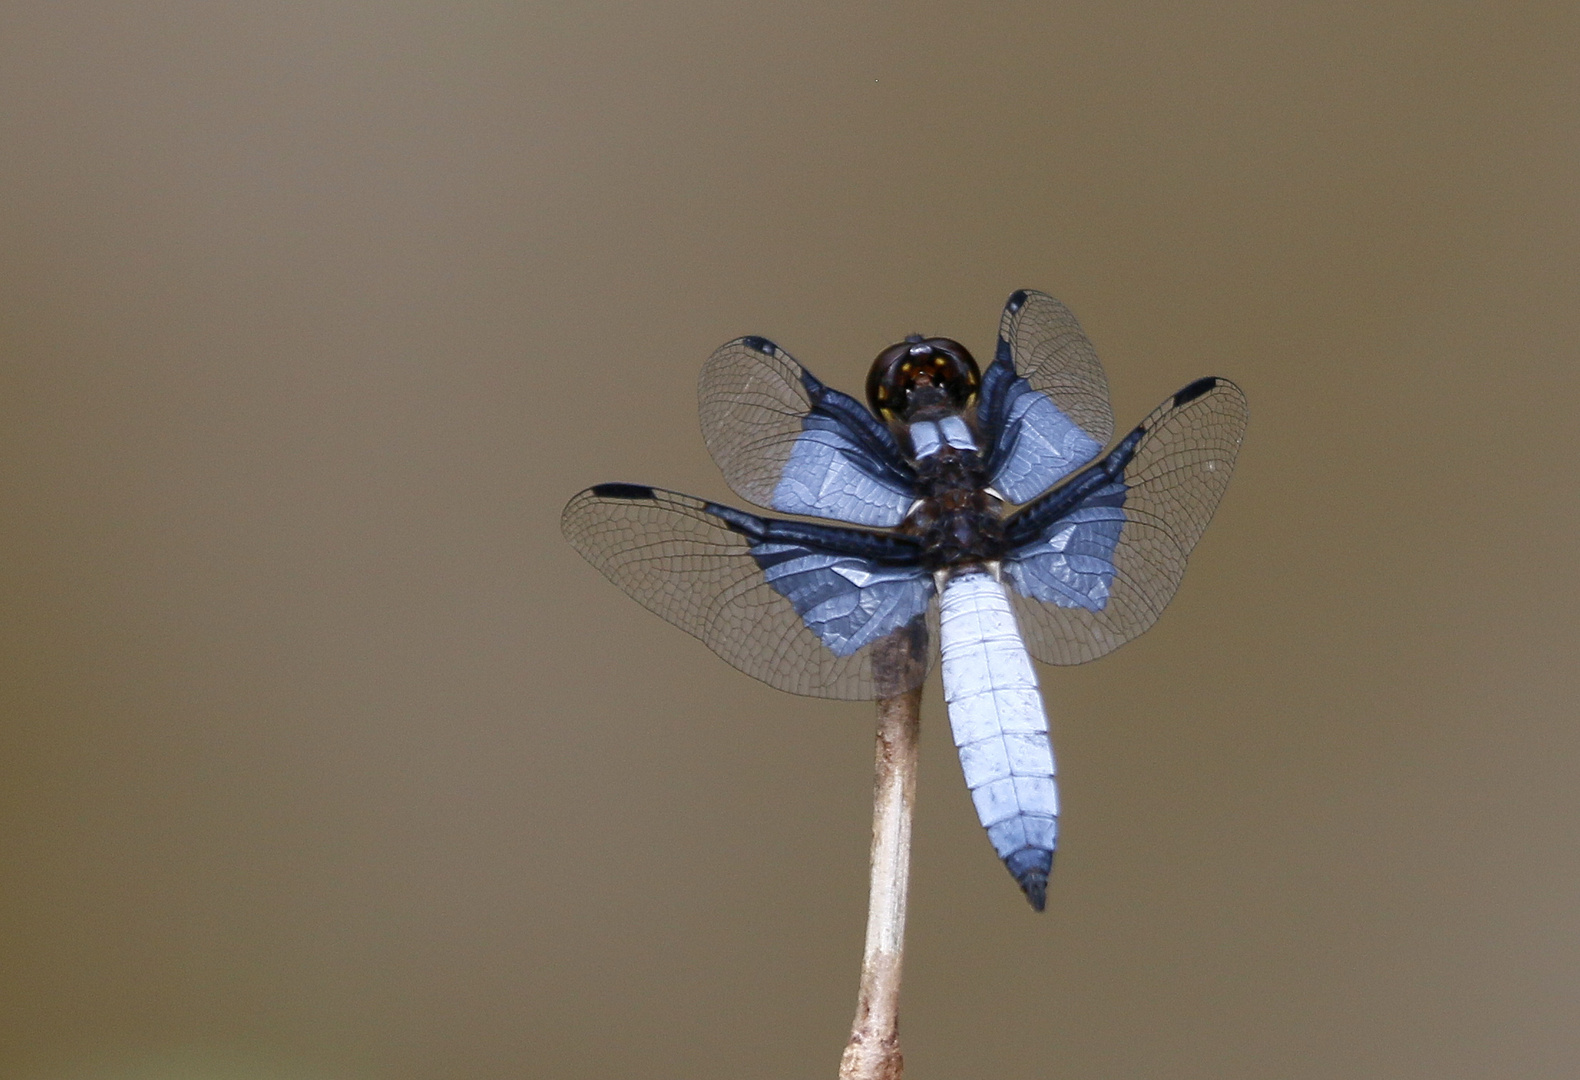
[562,484,936,699]
[978,290,1115,504]
[1000,377,1247,665]
[698,336,918,527]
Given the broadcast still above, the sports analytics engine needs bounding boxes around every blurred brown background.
[2,3,1577,1079]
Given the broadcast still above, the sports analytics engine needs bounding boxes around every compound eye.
[866,336,980,421]
[926,340,980,405]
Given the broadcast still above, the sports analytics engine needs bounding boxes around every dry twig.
[838,628,925,1080]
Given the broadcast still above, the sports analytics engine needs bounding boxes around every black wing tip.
[1173,376,1222,407]
[588,482,657,501]
[740,335,776,355]
[1006,288,1029,313]
[1006,847,1054,911]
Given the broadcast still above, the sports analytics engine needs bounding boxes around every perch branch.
[838,635,923,1080]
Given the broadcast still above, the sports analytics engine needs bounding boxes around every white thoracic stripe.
[937,414,977,451]
[908,420,943,459]
[938,570,1058,892]
[908,416,978,461]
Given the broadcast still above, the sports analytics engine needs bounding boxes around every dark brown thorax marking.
[899,436,1007,571]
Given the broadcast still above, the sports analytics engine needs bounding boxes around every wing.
[977,290,1115,504]
[561,484,936,700]
[998,377,1247,665]
[698,336,919,527]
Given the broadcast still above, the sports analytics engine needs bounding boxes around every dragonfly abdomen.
[938,570,1058,911]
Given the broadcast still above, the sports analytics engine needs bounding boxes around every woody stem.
[837,682,922,1080]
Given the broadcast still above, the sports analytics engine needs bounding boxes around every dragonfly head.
[866,335,981,424]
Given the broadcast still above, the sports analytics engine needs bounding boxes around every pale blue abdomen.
[938,570,1058,910]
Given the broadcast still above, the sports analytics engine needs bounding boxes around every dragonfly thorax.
[902,445,1007,571]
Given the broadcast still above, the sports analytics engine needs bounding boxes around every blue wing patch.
[1003,481,1125,611]
[700,336,918,527]
[975,292,1113,504]
[980,360,1104,505]
[772,415,917,527]
[752,542,933,656]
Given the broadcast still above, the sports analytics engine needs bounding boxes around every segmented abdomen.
[938,570,1058,910]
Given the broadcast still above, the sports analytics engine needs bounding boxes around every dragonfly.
[562,290,1246,910]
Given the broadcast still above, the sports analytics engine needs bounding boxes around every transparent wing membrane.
[562,485,936,700]
[1002,377,1247,666]
[977,290,1115,503]
[698,336,917,527]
